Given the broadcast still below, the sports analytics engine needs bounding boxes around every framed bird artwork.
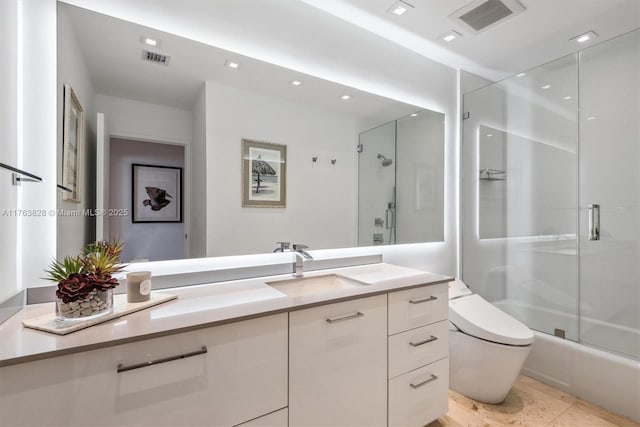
[132,164,183,223]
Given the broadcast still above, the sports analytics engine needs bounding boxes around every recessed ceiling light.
[563,96,572,100]
[570,30,598,45]
[516,73,526,78]
[587,116,596,120]
[141,36,161,48]
[341,95,351,100]
[387,0,413,16]
[410,113,418,117]
[541,84,551,90]
[291,80,302,86]
[225,60,239,69]
[439,30,462,43]
[486,133,493,137]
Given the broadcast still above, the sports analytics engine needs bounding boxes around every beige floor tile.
[513,375,577,405]
[548,405,620,427]
[459,380,573,426]
[437,375,638,427]
[567,399,639,427]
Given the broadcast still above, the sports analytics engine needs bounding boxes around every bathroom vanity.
[0,263,452,427]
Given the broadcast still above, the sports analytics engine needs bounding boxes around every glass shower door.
[578,30,640,358]
[461,54,580,340]
[358,122,396,246]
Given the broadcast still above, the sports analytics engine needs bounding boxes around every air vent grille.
[460,0,512,31]
[449,0,525,34]
[142,50,170,66]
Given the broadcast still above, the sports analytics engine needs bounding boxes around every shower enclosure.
[358,110,445,246]
[461,30,639,360]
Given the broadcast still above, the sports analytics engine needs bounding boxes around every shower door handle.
[589,204,600,241]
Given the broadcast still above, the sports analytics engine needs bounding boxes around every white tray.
[22,292,177,335]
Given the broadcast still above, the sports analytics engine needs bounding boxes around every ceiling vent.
[449,0,525,34]
[142,50,170,66]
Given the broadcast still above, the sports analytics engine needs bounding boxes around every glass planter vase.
[55,288,114,321]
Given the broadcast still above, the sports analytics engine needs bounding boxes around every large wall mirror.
[57,3,445,262]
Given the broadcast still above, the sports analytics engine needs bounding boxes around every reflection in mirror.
[358,110,445,245]
[56,3,445,262]
[478,125,576,239]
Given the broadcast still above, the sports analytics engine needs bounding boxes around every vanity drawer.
[0,313,288,427]
[388,320,449,379]
[388,358,449,427]
[388,283,448,335]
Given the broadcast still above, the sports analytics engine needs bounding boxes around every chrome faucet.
[292,244,313,277]
[273,241,291,253]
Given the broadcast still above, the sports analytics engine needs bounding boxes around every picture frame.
[132,164,183,223]
[62,84,84,202]
[242,139,287,208]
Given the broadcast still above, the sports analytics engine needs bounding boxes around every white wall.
[109,139,185,262]
[20,0,57,289]
[0,0,19,302]
[190,85,207,258]
[57,2,97,258]
[95,94,193,145]
[205,81,358,256]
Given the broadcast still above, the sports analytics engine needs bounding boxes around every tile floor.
[428,375,638,427]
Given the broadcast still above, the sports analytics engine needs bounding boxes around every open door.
[96,112,109,241]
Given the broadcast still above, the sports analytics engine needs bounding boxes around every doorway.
[108,138,186,262]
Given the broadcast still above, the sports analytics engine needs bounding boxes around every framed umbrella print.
[132,164,183,222]
[242,139,286,207]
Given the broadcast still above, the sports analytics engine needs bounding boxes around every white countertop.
[0,263,452,367]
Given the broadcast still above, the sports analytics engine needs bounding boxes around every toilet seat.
[449,294,534,346]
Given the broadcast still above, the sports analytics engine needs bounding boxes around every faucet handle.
[275,242,290,252]
[292,244,308,251]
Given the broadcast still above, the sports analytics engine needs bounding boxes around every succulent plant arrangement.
[45,240,125,319]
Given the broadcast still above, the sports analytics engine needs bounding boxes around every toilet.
[448,279,534,404]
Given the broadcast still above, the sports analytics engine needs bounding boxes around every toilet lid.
[449,294,534,346]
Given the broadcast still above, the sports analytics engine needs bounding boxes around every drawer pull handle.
[117,346,208,373]
[410,374,438,389]
[326,312,365,324]
[409,295,437,304]
[409,335,438,347]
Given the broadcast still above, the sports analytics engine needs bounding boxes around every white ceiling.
[306,0,640,80]
[63,4,420,121]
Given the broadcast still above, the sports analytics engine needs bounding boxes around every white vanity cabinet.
[387,283,449,427]
[0,313,288,427]
[288,294,388,427]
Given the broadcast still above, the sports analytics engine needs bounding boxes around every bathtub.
[493,300,640,422]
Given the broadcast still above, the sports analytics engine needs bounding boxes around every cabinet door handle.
[326,312,365,324]
[409,295,437,304]
[410,374,438,389]
[117,346,208,373]
[409,335,438,347]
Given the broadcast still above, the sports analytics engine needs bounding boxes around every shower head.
[377,154,393,167]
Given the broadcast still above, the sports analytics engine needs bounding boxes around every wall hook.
[331,159,337,165]
[312,156,318,163]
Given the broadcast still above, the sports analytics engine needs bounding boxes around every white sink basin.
[266,274,367,298]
